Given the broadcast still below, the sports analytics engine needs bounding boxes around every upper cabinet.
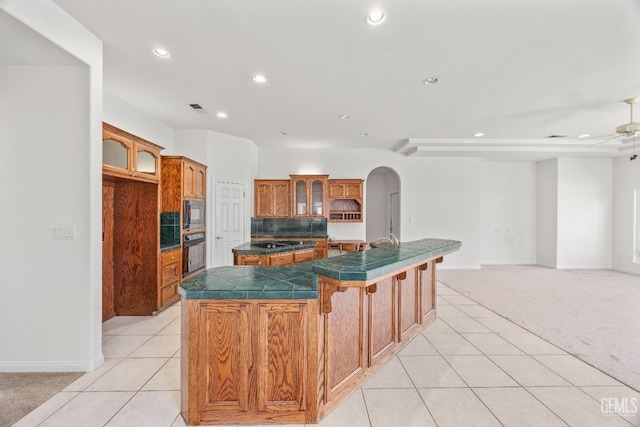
[328,179,363,199]
[255,180,290,217]
[161,156,207,212]
[183,160,207,199]
[102,123,163,183]
[290,175,328,218]
[328,179,364,222]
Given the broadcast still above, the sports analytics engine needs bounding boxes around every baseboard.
[612,266,640,276]
[0,353,104,373]
[555,264,613,270]
[438,265,480,270]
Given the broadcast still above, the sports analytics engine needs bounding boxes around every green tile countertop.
[232,240,316,255]
[179,238,461,300]
[160,243,181,253]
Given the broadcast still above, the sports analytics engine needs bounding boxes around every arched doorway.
[366,167,401,243]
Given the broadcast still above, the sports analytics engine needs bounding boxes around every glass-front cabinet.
[102,122,162,183]
[290,175,328,217]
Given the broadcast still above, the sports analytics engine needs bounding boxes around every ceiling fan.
[589,97,639,160]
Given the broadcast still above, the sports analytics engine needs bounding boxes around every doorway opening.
[365,167,401,243]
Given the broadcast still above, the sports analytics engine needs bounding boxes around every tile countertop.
[179,238,461,300]
[232,240,317,255]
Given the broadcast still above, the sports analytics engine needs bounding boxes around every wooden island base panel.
[179,238,461,425]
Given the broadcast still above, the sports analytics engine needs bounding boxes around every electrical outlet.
[52,226,77,240]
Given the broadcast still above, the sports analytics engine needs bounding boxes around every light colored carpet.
[438,265,640,392]
[0,372,83,427]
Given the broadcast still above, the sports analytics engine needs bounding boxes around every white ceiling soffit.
[396,135,640,161]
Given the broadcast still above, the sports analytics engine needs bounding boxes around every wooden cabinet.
[312,238,328,259]
[266,252,294,266]
[183,160,206,199]
[102,122,162,183]
[181,257,444,425]
[160,249,181,309]
[328,179,363,199]
[234,254,261,266]
[290,175,328,218]
[328,179,364,222]
[254,180,290,217]
[102,123,164,319]
[182,299,318,425]
[161,156,208,212]
[253,175,363,222]
[234,248,315,266]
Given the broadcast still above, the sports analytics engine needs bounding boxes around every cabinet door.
[183,162,197,198]
[271,181,290,216]
[256,302,309,412]
[292,178,308,216]
[134,146,160,179]
[310,179,325,216]
[196,303,251,412]
[328,182,345,199]
[194,165,206,199]
[293,249,314,264]
[290,175,328,218]
[344,182,362,198]
[255,180,290,217]
[103,137,132,175]
[268,252,294,266]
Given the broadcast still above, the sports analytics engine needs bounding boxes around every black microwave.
[184,200,205,229]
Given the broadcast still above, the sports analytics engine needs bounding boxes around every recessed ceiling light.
[423,77,439,85]
[474,132,484,137]
[152,47,170,58]
[366,10,385,26]
[279,131,288,135]
[253,74,267,83]
[339,114,350,120]
[360,132,368,136]
[216,112,228,118]
[578,134,590,138]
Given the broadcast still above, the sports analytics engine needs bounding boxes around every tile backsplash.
[251,217,327,238]
[160,212,181,246]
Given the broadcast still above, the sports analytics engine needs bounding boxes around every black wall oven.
[183,200,205,230]
[183,232,205,277]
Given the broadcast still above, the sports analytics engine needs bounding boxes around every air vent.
[189,103,207,113]
[546,135,567,138]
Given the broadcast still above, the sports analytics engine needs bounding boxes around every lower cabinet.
[234,248,315,266]
[181,260,438,425]
[182,299,318,425]
[160,249,181,309]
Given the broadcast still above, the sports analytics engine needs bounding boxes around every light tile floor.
[13,283,640,427]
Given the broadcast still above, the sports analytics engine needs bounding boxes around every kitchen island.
[179,238,461,425]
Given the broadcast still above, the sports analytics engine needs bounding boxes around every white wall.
[104,91,175,152]
[481,161,537,264]
[612,156,640,274]
[174,130,258,267]
[536,158,613,269]
[0,1,103,371]
[258,149,480,268]
[556,158,612,269]
[537,159,559,267]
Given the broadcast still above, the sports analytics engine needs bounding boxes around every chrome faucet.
[373,234,399,247]
[389,233,399,246]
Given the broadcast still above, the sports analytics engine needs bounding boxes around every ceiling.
[13,1,640,160]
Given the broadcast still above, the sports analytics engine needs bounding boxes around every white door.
[214,180,245,266]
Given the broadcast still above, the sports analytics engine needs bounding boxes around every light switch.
[53,226,77,240]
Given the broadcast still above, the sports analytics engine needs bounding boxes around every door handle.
[216,235,224,240]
